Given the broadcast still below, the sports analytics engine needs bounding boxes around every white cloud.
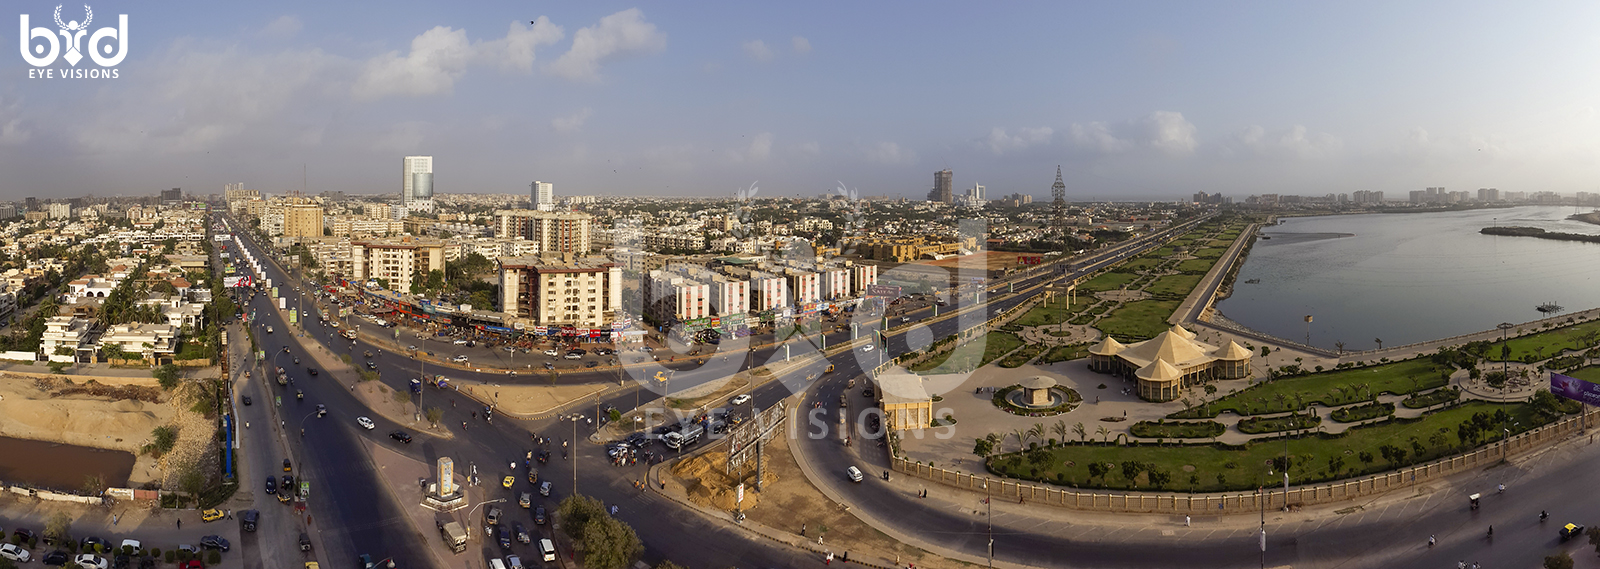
[795,141,821,156]
[552,107,593,134]
[728,132,772,162]
[863,141,915,165]
[259,15,303,38]
[1068,111,1196,156]
[352,27,478,100]
[480,18,565,74]
[547,8,667,81]
[792,36,811,55]
[985,126,1053,154]
[743,40,774,62]
[1224,124,1341,159]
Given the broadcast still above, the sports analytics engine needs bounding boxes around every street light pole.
[983,480,993,569]
[571,415,579,495]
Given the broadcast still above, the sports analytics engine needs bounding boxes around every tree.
[425,407,443,428]
[1586,526,1600,557]
[179,462,205,498]
[153,364,180,390]
[1374,338,1383,350]
[1334,340,1345,355]
[1052,420,1068,447]
[580,516,643,569]
[1072,421,1088,442]
[81,473,105,496]
[1011,429,1027,452]
[973,438,993,458]
[1096,425,1110,443]
[43,511,71,545]
[653,563,689,569]
[1543,552,1574,569]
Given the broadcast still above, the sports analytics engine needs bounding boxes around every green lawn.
[1039,343,1092,364]
[1145,274,1203,298]
[1172,358,1452,418]
[910,332,1024,374]
[1483,319,1600,362]
[1193,247,1230,259]
[1176,259,1218,274]
[1078,272,1138,292]
[1116,258,1162,272]
[1013,296,1093,327]
[1096,300,1182,341]
[1152,247,1176,257]
[1562,366,1600,382]
[990,401,1550,492]
[999,343,1048,368]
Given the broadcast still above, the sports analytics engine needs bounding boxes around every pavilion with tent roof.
[1088,324,1253,402]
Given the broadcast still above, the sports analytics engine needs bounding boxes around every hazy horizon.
[6,1,1600,201]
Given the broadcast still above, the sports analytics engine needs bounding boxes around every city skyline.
[7,2,1600,200]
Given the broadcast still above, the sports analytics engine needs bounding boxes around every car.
[486,506,502,525]
[307,367,318,376]
[534,506,547,525]
[901,317,910,323]
[497,525,512,549]
[389,431,412,443]
[12,528,36,542]
[543,349,558,357]
[452,355,470,363]
[265,477,277,494]
[201,508,224,522]
[316,404,327,417]
[110,553,129,569]
[366,361,377,369]
[861,344,874,352]
[41,550,69,566]
[730,394,751,405]
[846,466,863,482]
[503,346,516,352]
[539,481,552,496]
[80,537,105,552]
[118,539,140,552]
[506,555,524,569]
[513,521,530,544]
[585,361,598,368]
[284,474,296,489]
[266,326,274,333]
[356,416,376,430]
[241,395,252,406]
[825,364,835,373]
[545,362,556,369]
[563,353,581,360]
[0,544,30,563]
[502,476,514,489]
[1562,523,1586,542]
[453,339,469,345]
[73,554,107,569]
[199,535,229,551]
[180,561,203,569]
[298,533,312,551]
[283,458,293,472]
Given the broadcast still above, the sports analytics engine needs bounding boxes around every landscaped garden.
[1129,420,1226,439]
[1012,296,1093,327]
[983,396,1575,492]
[1096,299,1182,341]
[1329,401,1394,423]
[1175,258,1219,273]
[999,344,1047,368]
[1170,358,1452,419]
[1039,343,1092,364]
[1481,318,1600,362]
[1078,272,1139,292]
[1145,274,1203,298]
[909,331,1024,374]
[1237,413,1320,434]
[1402,386,1462,409]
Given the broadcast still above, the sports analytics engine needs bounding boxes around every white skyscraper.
[532,181,555,212]
[402,156,434,212]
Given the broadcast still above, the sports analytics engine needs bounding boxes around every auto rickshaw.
[528,469,539,484]
[1469,493,1481,510]
[296,390,303,401]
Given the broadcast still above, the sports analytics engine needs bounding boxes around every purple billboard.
[1550,373,1600,405]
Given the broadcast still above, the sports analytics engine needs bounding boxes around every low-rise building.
[498,257,621,328]
[97,323,179,363]
[351,237,446,291]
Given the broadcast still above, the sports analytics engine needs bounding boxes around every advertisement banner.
[534,326,548,335]
[865,284,902,297]
[1551,373,1600,405]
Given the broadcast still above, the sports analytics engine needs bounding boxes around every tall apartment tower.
[402,156,434,212]
[926,169,953,203]
[531,181,555,212]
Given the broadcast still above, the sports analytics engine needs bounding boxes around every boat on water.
[1244,279,1260,284]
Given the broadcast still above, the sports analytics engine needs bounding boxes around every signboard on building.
[866,284,901,297]
[1551,373,1600,405]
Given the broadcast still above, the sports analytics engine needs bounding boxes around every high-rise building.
[499,257,621,327]
[493,210,594,256]
[402,156,434,212]
[927,169,953,203]
[161,188,183,205]
[1478,188,1500,202]
[282,199,325,239]
[351,237,446,291]
[531,181,555,212]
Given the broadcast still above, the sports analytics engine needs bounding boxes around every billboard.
[865,284,901,297]
[223,276,252,288]
[1550,373,1600,405]
[1018,255,1044,265]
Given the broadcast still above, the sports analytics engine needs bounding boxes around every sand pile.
[670,450,778,511]
[0,379,170,454]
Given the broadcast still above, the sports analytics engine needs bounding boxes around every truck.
[276,367,288,386]
[439,521,467,553]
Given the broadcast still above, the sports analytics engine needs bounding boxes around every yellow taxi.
[201,508,225,522]
[825,364,835,373]
[306,563,320,569]
[502,476,515,489]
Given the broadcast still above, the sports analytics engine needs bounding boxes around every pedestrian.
[176,519,181,529]
[1185,515,1190,527]
[826,552,833,565]
[801,524,806,536]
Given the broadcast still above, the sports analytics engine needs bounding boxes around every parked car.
[199,535,230,551]
[201,508,225,522]
[486,507,502,525]
[73,554,106,569]
[40,550,69,566]
[534,506,547,525]
[543,350,558,357]
[513,522,530,544]
[0,544,29,563]
[12,529,36,542]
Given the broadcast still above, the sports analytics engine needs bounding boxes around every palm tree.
[1273,393,1288,414]
[1012,428,1027,451]
[1334,340,1345,356]
[1029,423,1046,446]
[984,433,1001,455]
[1096,425,1110,443]
[1072,421,1087,442]
[1053,421,1069,446]
[1374,338,1383,350]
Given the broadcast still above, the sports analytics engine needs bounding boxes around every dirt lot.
[0,374,201,487]
[668,434,969,568]
[921,251,1039,271]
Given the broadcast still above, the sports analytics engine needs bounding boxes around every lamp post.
[982,481,992,569]
[571,414,580,495]
[464,498,506,541]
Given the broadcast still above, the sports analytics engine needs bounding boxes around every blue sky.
[5,1,1600,201]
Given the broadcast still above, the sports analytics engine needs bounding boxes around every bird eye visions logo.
[19,4,127,78]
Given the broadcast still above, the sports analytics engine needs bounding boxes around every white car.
[730,394,751,406]
[74,554,108,569]
[846,466,864,483]
[0,544,29,563]
[543,350,559,357]
[452,355,470,363]
[453,339,469,345]
[120,539,141,551]
[356,416,376,430]
[266,326,274,333]
[861,344,874,352]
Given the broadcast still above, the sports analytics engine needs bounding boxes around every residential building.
[402,155,435,212]
[784,269,820,305]
[850,264,879,296]
[97,323,179,363]
[927,169,953,203]
[161,188,183,205]
[1478,188,1500,202]
[351,237,446,291]
[498,257,621,328]
[48,202,73,219]
[283,199,324,238]
[41,316,94,361]
[748,272,788,311]
[493,209,593,255]
[644,270,711,323]
[820,267,850,300]
[365,202,392,219]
